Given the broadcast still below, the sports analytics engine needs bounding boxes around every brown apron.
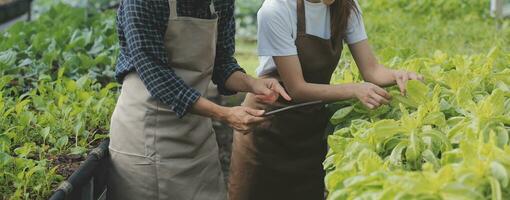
[228,0,343,199]
[107,1,226,199]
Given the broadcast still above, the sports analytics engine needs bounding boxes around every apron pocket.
[107,151,158,200]
[143,108,158,158]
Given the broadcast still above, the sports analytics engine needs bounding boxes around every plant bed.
[49,139,109,200]
[0,0,31,24]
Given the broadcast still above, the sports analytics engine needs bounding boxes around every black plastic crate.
[49,139,110,200]
[0,0,32,24]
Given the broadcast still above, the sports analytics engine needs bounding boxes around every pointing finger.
[272,82,291,101]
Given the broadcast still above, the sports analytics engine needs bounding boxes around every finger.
[362,101,375,109]
[402,72,409,83]
[373,86,391,100]
[409,72,419,80]
[246,116,267,124]
[401,73,409,95]
[272,82,292,101]
[367,98,381,108]
[255,94,277,104]
[370,93,389,104]
[254,95,265,102]
[395,74,405,95]
[418,74,424,81]
[245,107,265,117]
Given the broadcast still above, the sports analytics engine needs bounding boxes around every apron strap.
[296,0,306,34]
[329,4,343,47]
[169,0,178,19]
[209,0,216,15]
[169,0,216,19]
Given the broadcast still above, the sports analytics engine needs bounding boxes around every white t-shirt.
[256,0,368,77]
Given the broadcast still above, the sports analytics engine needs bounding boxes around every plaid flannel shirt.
[115,0,245,118]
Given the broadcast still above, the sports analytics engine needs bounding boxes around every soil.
[48,154,85,179]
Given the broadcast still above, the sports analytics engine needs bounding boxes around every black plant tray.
[0,0,32,24]
[49,139,110,200]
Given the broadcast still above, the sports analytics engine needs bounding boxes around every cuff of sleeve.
[258,48,298,57]
[171,88,201,118]
[217,66,246,96]
[346,36,368,45]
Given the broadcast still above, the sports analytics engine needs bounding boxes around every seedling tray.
[0,0,32,24]
[49,139,110,200]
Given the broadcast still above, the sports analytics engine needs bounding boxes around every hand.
[250,78,292,104]
[354,82,391,109]
[392,70,424,95]
[220,106,267,134]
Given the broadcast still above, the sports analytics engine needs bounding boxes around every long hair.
[330,0,359,45]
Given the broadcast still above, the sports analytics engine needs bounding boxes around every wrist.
[225,71,252,93]
[349,83,361,98]
[245,76,258,93]
[390,69,398,80]
[212,105,229,121]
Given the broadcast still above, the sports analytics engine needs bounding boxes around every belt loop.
[169,0,178,19]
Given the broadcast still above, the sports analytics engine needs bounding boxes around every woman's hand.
[250,78,292,104]
[354,82,391,109]
[349,41,424,94]
[392,70,424,95]
[220,106,267,134]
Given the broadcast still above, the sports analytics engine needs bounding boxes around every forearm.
[349,40,397,87]
[273,55,358,102]
[224,71,255,93]
[362,64,396,87]
[287,82,358,103]
[189,97,228,121]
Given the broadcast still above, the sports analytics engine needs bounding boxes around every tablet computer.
[263,100,323,116]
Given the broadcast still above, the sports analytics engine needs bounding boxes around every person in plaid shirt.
[107,0,291,199]
[115,0,288,119]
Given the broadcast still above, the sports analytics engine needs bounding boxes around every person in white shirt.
[229,0,423,199]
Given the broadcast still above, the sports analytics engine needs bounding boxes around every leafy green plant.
[0,68,118,199]
[325,1,510,198]
[0,3,118,90]
[0,3,119,199]
[326,47,510,200]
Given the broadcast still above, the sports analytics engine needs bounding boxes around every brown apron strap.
[296,0,306,34]
[169,0,216,20]
[329,4,343,46]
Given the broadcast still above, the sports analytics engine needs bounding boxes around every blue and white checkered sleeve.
[122,0,200,118]
[212,1,246,95]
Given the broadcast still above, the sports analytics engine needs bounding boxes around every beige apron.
[107,1,225,199]
[228,0,343,199]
